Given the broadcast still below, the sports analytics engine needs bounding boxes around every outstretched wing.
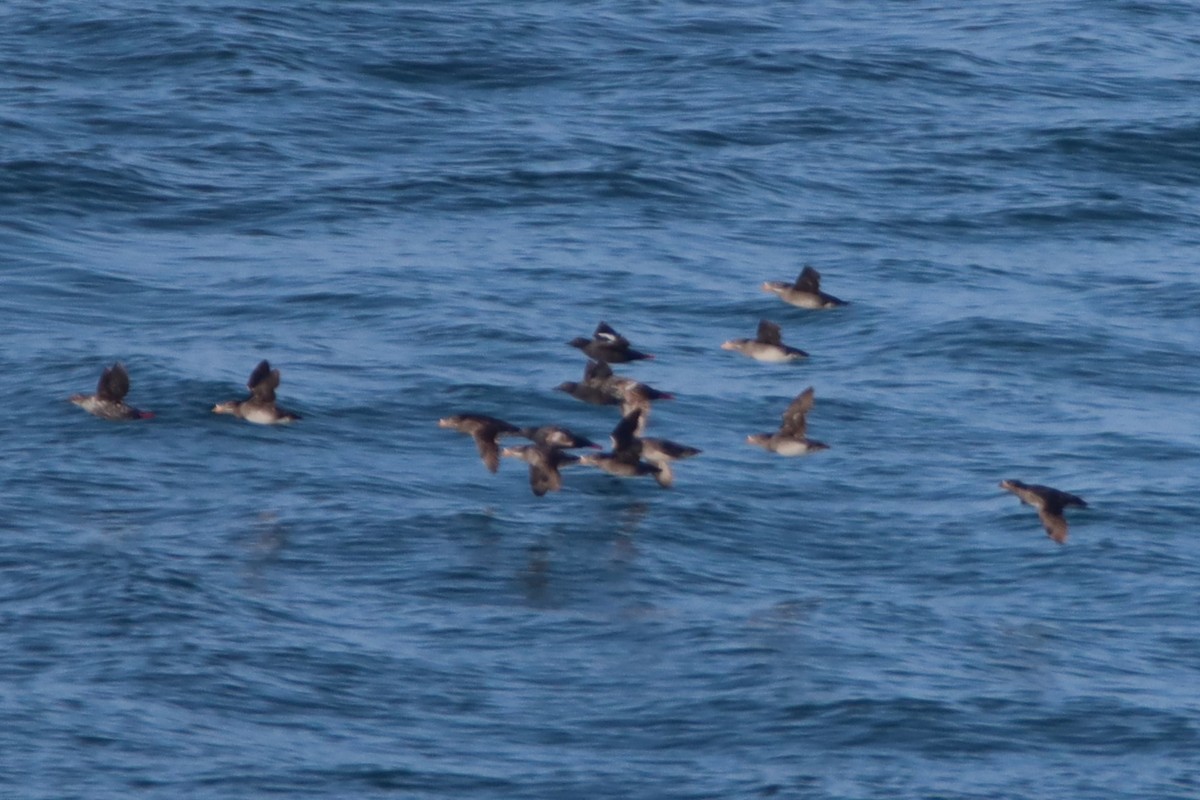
[645,438,701,460]
[779,387,815,436]
[610,409,643,455]
[473,432,501,473]
[793,266,821,293]
[97,363,130,402]
[528,462,559,496]
[756,319,783,346]
[593,321,628,345]
[247,360,279,401]
[1037,508,1069,544]
[548,427,597,449]
[1045,488,1088,513]
[528,446,575,496]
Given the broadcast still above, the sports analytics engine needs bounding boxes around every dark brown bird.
[721,319,809,362]
[761,265,847,309]
[212,360,300,424]
[555,360,624,406]
[438,413,522,473]
[568,321,654,363]
[501,443,581,496]
[577,409,666,486]
[746,386,829,456]
[1000,480,1088,544]
[555,361,673,426]
[71,363,153,420]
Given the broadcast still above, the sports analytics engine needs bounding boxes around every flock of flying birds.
[436,268,855,497]
[68,266,1088,543]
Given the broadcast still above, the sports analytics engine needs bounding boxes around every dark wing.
[593,322,628,345]
[610,409,643,457]
[253,370,280,401]
[247,360,272,390]
[1045,487,1087,512]
[583,359,613,382]
[528,462,558,496]
[622,382,672,407]
[644,438,701,460]
[529,466,555,496]
[247,360,280,402]
[482,415,520,435]
[793,266,821,293]
[779,387,815,436]
[473,431,501,473]
[527,447,576,496]
[755,319,783,346]
[1028,485,1087,516]
[570,432,600,449]
[548,428,598,449]
[97,363,130,402]
[550,449,580,470]
[1037,508,1069,543]
[565,383,622,406]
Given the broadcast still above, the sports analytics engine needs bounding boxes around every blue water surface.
[2,2,1199,798]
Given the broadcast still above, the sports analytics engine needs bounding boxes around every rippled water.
[3,2,1199,798]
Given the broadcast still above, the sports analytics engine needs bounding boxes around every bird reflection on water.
[517,501,652,608]
[241,511,288,591]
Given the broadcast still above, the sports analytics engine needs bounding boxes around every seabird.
[569,321,654,363]
[577,409,666,486]
[761,266,847,309]
[746,386,829,455]
[212,360,300,424]
[555,361,673,426]
[721,320,809,362]
[555,360,624,406]
[437,413,522,473]
[1000,480,1088,544]
[71,362,153,420]
[501,443,581,496]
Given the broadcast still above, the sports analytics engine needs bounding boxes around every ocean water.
[2,1,1199,798]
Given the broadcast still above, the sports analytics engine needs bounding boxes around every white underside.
[242,406,291,425]
[750,348,804,363]
[772,439,819,456]
[779,292,825,309]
